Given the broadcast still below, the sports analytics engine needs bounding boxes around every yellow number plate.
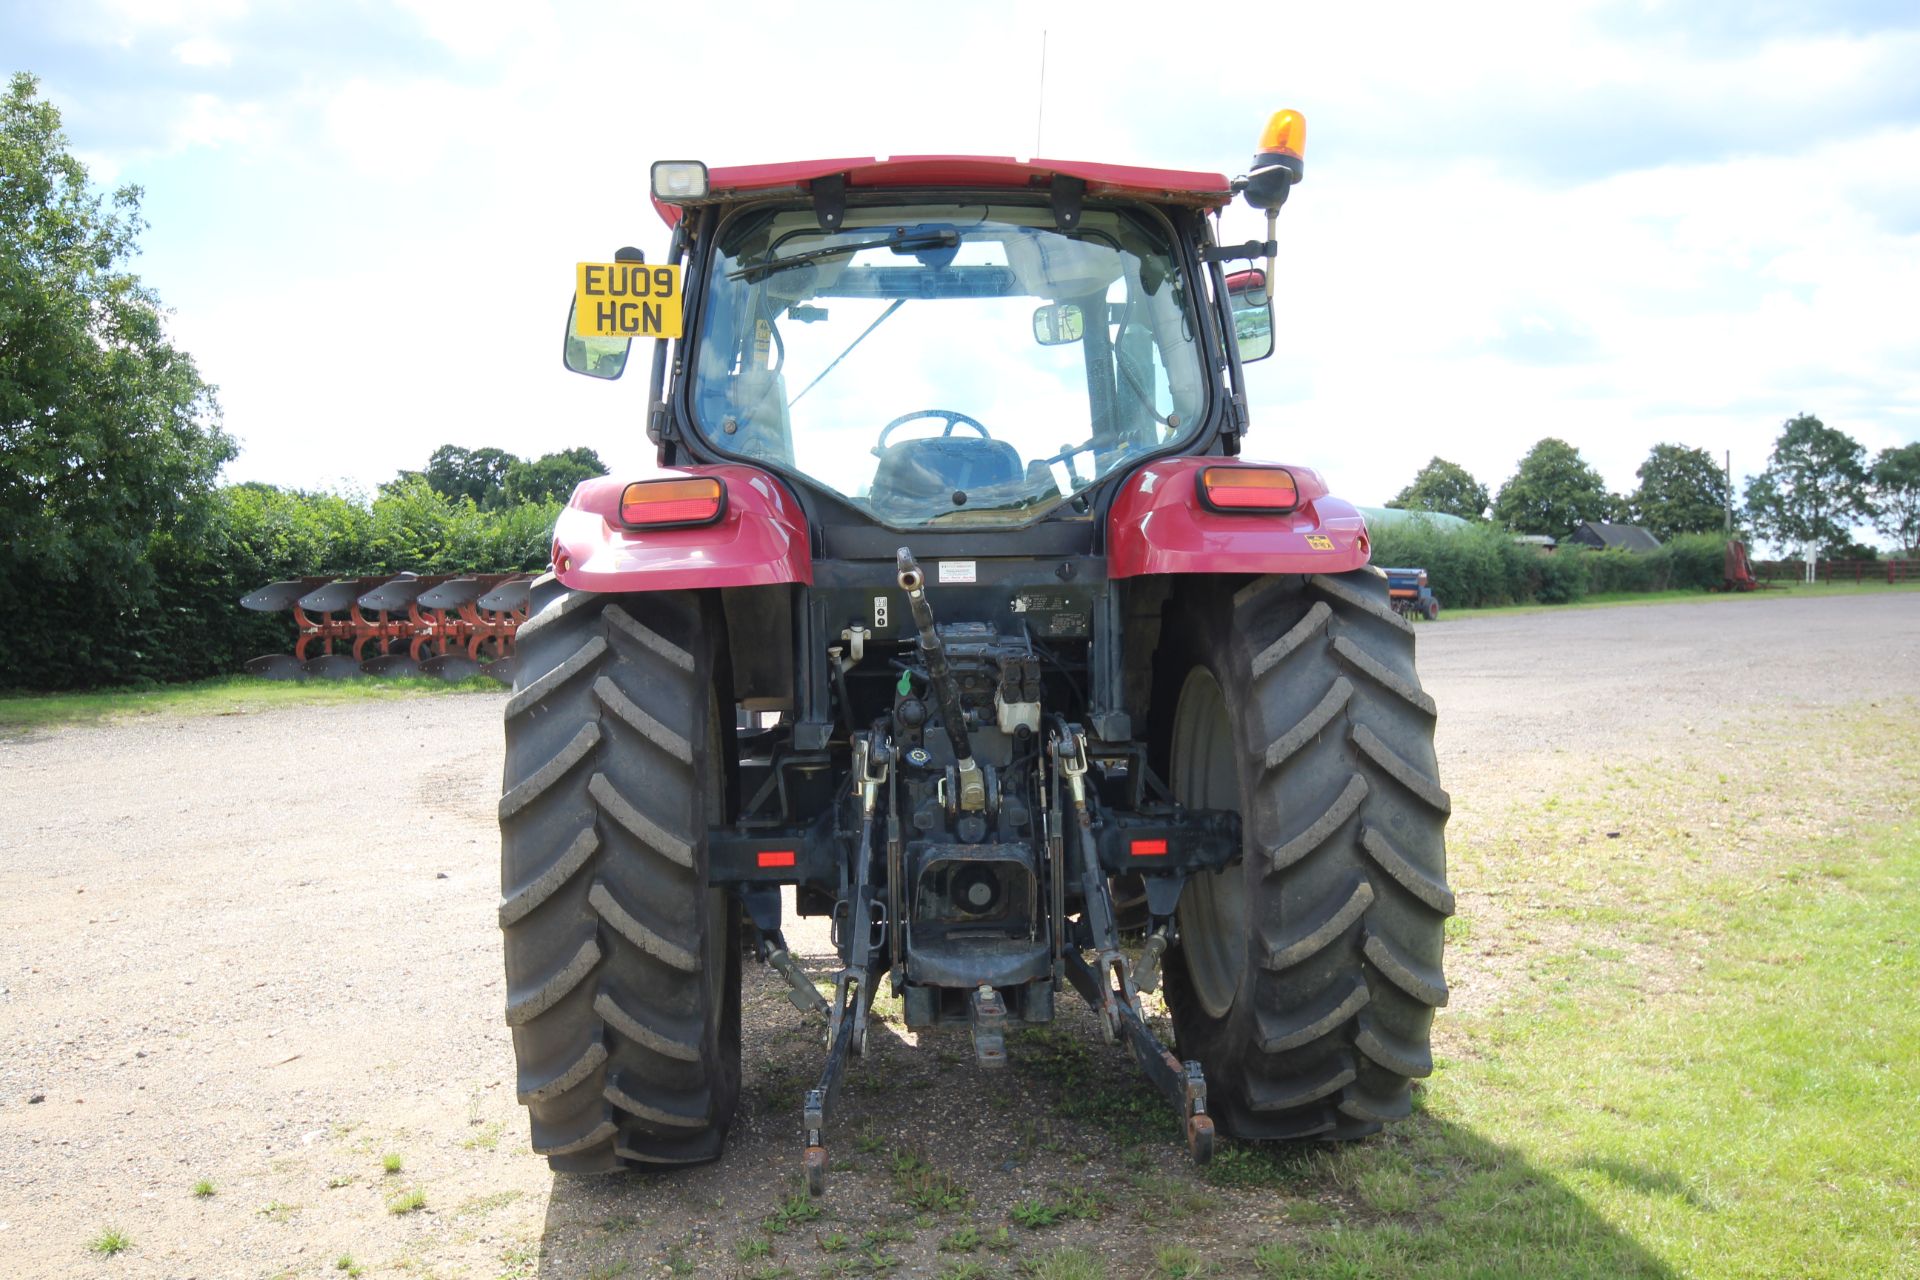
[573,262,682,339]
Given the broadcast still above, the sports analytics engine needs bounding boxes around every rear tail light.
[1198,466,1300,513]
[619,477,725,528]
[1130,838,1168,858]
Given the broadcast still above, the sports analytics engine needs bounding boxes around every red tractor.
[499,113,1451,1190]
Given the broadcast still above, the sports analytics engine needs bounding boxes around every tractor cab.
[566,151,1282,533]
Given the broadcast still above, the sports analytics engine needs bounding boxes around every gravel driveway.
[1,591,1914,1279]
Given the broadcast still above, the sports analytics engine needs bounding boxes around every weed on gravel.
[386,1187,426,1215]
[88,1227,132,1257]
[760,1190,822,1234]
[890,1147,971,1213]
[190,1178,215,1198]
[939,1224,982,1252]
[938,1263,996,1280]
[1154,1245,1209,1279]
[1020,1246,1105,1280]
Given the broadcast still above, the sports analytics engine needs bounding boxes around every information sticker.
[937,561,977,584]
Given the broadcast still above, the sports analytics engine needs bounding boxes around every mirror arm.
[647,221,687,452]
[1199,238,1277,264]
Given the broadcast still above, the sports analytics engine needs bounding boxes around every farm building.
[1564,520,1662,552]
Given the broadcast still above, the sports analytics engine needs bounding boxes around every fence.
[1753,559,1920,585]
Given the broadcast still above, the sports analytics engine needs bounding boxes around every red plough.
[240,572,533,682]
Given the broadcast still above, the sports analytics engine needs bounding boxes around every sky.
[7,0,1919,535]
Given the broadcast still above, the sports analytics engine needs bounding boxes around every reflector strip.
[757,849,797,869]
[1131,838,1168,857]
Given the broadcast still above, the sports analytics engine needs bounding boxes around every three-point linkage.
[788,552,1212,1193]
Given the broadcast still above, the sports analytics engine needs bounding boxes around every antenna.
[1034,29,1048,157]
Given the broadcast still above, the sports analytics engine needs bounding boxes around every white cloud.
[171,34,233,66]
[33,0,1919,549]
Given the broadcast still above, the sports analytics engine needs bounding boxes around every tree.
[1386,457,1489,520]
[0,73,230,588]
[1743,414,1869,556]
[1491,438,1613,537]
[423,444,518,507]
[1870,442,1920,554]
[1629,443,1731,540]
[504,446,606,506]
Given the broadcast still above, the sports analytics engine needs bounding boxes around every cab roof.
[652,155,1232,227]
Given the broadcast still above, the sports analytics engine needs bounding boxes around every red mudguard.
[551,465,813,593]
[1106,457,1371,578]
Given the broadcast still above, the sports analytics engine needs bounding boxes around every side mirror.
[1226,269,1274,363]
[1032,302,1085,346]
[563,296,633,380]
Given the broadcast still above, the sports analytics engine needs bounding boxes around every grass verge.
[1438,578,1920,621]
[0,673,499,733]
[1216,700,1920,1278]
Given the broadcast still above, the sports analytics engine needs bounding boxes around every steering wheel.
[876,409,992,453]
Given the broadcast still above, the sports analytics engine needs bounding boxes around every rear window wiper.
[729,226,960,282]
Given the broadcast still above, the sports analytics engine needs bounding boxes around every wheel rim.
[1171,665,1247,1019]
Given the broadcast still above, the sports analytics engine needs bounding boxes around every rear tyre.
[1422,597,1440,622]
[1154,571,1451,1139]
[498,576,741,1172]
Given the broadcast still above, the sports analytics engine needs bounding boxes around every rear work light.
[1198,466,1300,513]
[619,477,725,528]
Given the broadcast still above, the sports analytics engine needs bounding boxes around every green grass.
[386,1187,426,1215]
[0,672,498,732]
[190,1178,215,1198]
[939,1263,997,1280]
[889,1148,972,1213]
[1154,1245,1209,1279]
[1011,1198,1066,1229]
[1020,1246,1105,1280]
[1439,577,1920,620]
[938,1225,981,1253]
[1211,702,1920,1278]
[334,1256,365,1277]
[88,1227,132,1257]
[380,1152,404,1175]
[759,1190,822,1235]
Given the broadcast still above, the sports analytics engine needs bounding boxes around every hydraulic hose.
[895,548,986,809]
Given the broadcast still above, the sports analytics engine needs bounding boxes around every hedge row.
[4,483,1737,690]
[1366,522,1728,609]
[0,479,558,691]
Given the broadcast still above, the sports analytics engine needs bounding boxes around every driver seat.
[871,436,1023,504]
